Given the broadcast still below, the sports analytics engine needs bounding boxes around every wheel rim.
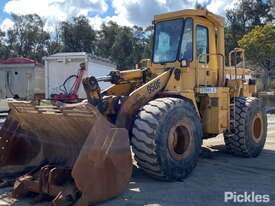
[251,113,264,143]
[168,122,192,160]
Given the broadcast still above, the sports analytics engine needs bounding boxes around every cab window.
[153,19,183,63]
[179,18,193,61]
[196,25,209,63]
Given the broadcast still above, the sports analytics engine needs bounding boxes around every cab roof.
[154,9,224,27]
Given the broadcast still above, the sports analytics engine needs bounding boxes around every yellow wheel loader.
[0,9,267,205]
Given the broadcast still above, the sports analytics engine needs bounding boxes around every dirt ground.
[0,114,274,206]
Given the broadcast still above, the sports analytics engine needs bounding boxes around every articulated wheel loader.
[0,9,267,205]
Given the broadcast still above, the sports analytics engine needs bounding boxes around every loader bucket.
[0,102,132,205]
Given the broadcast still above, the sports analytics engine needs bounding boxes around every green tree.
[47,26,63,55]
[270,0,275,24]
[0,30,9,59]
[132,25,151,63]
[6,14,50,61]
[96,21,120,58]
[225,0,274,57]
[96,22,151,69]
[142,25,153,59]
[239,25,275,88]
[270,78,275,89]
[60,16,96,53]
[111,26,136,69]
[47,40,63,55]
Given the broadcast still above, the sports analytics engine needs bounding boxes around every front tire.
[131,97,202,181]
[224,97,267,157]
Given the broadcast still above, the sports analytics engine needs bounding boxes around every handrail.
[228,48,246,80]
[229,48,245,67]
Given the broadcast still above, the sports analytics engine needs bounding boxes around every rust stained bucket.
[0,102,97,170]
[72,112,132,205]
[0,102,132,205]
[0,110,43,175]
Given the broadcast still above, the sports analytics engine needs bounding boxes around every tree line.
[0,14,153,69]
[0,0,274,72]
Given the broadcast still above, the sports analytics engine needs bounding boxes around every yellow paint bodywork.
[102,9,255,136]
[116,70,171,128]
[199,87,230,134]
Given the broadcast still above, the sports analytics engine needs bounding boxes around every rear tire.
[131,97,202,181]
[224,97,267,157]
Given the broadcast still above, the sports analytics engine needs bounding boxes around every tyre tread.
[132,97,201,180]
[224,97,266,157]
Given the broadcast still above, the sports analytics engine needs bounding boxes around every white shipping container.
[43,52,116,99]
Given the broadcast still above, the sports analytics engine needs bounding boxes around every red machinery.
[51,63,86,103]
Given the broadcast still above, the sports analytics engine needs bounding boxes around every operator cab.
[152,9,225,87]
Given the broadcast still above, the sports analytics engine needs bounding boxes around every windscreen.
[153,19,183,63]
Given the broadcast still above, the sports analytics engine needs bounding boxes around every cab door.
[194,18,230,134]
[194,17,218,87]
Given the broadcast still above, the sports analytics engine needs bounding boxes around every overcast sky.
[0,0,238,31]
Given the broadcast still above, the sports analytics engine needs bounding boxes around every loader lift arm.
[82,68,172,129]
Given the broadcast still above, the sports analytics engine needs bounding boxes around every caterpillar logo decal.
[147,79,161,94]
